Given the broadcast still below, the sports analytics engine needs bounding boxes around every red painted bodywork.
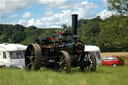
[102,57,124,66]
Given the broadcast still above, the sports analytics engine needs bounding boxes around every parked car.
[102,56,124,66]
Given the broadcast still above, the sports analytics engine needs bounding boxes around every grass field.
[0,66,128,85]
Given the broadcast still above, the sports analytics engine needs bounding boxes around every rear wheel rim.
[25,44,42,71]
[113,64,117,67]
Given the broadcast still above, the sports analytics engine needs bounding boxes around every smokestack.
[72,14,78,41]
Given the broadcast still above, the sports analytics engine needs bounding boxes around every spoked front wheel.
[80,52,96,72]
[55,51,71,73]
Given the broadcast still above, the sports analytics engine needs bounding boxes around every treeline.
[0,24,58,45]
[0,15,128,52]
[78,15,128,52]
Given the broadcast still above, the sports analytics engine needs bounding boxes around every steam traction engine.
[25,14,96,73]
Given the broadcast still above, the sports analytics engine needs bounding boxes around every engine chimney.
[72,14,78,41]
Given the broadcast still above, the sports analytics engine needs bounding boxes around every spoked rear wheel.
[55,51,71,73]
[86,52,96,72]
[25,44,42,71]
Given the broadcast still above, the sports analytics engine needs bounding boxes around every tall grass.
[0,66,128,85]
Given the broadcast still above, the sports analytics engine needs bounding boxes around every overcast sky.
[0,0,116,28]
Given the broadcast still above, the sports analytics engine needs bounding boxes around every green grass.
[0,66,128,85]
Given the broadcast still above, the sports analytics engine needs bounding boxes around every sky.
[0,0,116,28]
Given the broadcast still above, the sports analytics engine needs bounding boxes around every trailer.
[0,43,27,68]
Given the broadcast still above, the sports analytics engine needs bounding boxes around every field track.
[101,52,128,57]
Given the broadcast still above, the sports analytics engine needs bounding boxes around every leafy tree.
[108,0,128,15]
[78,17,102,45]
[28,26,37,30]
[99,15,128,51]
[78,19,88,28]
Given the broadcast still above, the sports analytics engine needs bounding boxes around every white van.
[85,45,102,66]
[0,43,27,68]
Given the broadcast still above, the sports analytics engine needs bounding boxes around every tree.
[108,0,128,15]
[78,17,102,45]
[78,19,88,28]
[62,24,71,32]
[99,15,128,51]
[28,26,37,30]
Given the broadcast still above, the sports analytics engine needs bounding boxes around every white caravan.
[85,45,102,66]
[0,43,27,68]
